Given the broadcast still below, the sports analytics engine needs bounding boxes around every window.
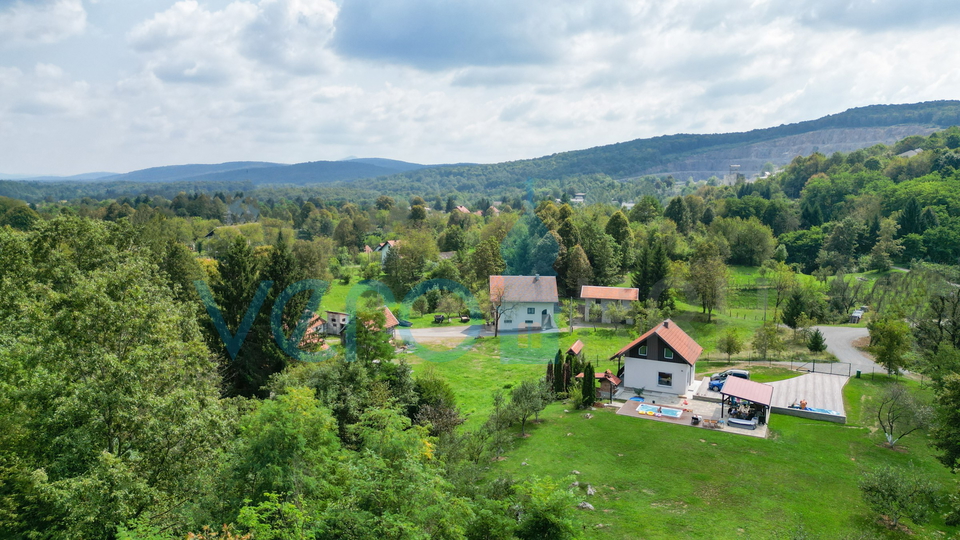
[595,299,602,305]
[638,345,648,357]
[505,319,512,324]
[663,348,674,360]
[527,307,536,315]
[658,372,673,387]
[525,320,534,325]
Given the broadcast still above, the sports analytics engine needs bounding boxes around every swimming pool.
[803,406,840,415]
[637,403,683,418]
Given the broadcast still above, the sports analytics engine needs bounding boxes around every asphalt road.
[812,325,878,371]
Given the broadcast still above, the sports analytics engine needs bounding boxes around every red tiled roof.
[610,319,702,365]
[455,205,471,214]
[364,245,374,253]
[489,275,559,304]
[382,306,399,329]
[576,370,622,386]
[719,376,774,407]
[567,339,584,355]
[375,240,398,252]
[580,286,639,301]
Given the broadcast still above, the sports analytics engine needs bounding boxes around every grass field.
[373,265,960,537]
[487,374,957,539]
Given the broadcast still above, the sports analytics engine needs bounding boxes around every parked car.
[708,369,750,392]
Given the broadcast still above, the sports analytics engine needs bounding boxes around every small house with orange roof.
[576,369,622,400]
[580,285,639,324]
[610,319,702,397]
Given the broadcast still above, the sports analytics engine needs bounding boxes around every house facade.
[374,240,398,264]
[489,275,559,332]
[580,285,639,323]
[611,319,702,396]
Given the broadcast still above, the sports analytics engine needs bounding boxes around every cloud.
[0,0,86,47]
[127,0,338,85]
[332,0,634,70]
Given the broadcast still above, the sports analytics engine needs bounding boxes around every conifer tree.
[581,362,596,408]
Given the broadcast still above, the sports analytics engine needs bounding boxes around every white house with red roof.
[489,275,559,332]
[580,285,639,324]
[610,319,702,397]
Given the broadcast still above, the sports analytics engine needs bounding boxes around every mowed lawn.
[490,375,958,539]
[408,319,958,537]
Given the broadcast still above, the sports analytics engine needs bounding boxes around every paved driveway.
[812,325,878,371]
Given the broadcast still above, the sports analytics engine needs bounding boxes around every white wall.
[497,302,555,331]
[623,356,694,394]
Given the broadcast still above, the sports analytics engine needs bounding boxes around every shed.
[718,377,774,428]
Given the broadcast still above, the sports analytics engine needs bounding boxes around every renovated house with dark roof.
[580,285,639,324]
[610,319,702,397]
[489,275,559,332]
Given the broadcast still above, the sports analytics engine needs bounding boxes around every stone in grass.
[570,481,580,488]
[577,502,595,511]
[521,462,528,466]
[583,413,594,419]
[571,470,581,475]
[587,485,596,496]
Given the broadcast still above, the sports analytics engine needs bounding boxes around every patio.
[614,396,769,439]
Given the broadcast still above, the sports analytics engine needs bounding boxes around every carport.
[719,377,774,428]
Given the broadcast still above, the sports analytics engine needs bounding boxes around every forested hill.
[350,100,960,194]
[2,101,959,203]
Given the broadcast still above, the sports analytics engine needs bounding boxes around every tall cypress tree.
[631,243,650,297]
[581,362,596,408]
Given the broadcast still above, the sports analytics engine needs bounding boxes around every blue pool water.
[637,403,684,418]
[803,406,840,415]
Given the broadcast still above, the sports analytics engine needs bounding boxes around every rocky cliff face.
[638,125,939,181]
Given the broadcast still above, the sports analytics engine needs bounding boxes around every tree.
[764,260,796,322]
[562,245,593,297]
[581,362,596,408]
[872,384,932,449]
[717,328,744,363]
[510,379,546,437]
[859,465,937,529]
[375,195,395,211]
[561,298,577,332]
[588,302,603,330]
[408,204,427,223]
[664,196,691,234]
[932,373,960,471]
[351,308,394,364]
[0,204,40,230]
[605,211,632,273]
[868,218,904,271]
[0,236,228,538]
[868,317,912,375]
[686,255,728,322]
[471,238,506,288]
[752,322,784,361]
[807,328,827,354]
[629,195,662,224]
[486,391,512,459]
[437,293,466,322]
[606,302,628,331]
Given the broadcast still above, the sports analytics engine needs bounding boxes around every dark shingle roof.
[489,275,559,304]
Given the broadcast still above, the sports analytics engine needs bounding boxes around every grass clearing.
[490,394,956,539]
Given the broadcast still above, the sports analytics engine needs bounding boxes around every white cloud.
[3,0,960,175]
[0,0,86,47]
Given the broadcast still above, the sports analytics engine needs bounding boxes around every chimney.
[663,320,669,328]
[534,274,540,282]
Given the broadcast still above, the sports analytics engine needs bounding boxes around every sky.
[1,0,958,176]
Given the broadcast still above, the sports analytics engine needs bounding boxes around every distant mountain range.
[3,158,429,185]
[2,100,959,199]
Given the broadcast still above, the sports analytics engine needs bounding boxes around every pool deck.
[615,398,769,439]
[693,373,849,424]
